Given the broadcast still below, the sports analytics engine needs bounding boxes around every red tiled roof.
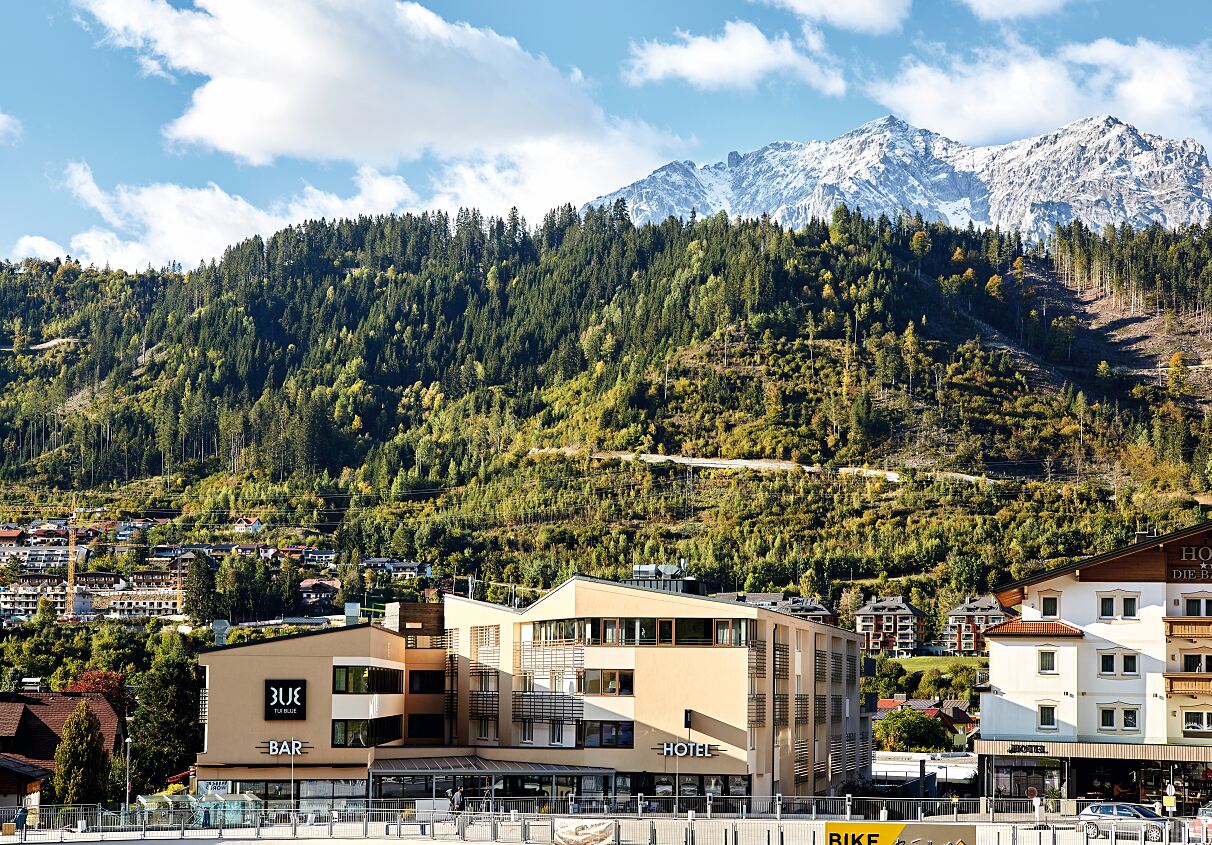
[0,693,122,770]
[983,619,1083,638]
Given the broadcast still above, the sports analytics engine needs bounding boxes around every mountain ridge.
[587,114,1212,239]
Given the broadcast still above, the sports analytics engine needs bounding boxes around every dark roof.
[0,755,50,781]
[947,595,1010,616]
[0,692,122,770]
[995,521,1212,594]
[983,619,1083,638]
[856,596,924,616]
[0,702,25,737]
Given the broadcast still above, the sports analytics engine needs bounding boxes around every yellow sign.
[1164,796,1178,809]
[825,822,977,845]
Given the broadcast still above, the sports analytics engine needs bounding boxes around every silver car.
[1078,803,1170,841]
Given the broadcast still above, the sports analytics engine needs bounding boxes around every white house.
[977,522,1212,812]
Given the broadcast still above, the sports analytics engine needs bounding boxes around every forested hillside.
[3,203,1212,626]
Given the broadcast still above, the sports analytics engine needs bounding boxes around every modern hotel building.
[194,575,869,808]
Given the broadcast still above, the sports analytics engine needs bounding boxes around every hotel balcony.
[1164,617,1212,640]
[1164,673,1212,696]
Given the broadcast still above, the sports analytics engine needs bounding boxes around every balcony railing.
[1165,673,1212,695]
[1164,618,1212,639]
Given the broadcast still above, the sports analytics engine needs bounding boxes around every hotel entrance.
[368,757,614,809]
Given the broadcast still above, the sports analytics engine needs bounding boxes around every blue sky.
[1,0,1210,269]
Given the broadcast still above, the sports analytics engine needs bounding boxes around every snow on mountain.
[586,115,1212,240]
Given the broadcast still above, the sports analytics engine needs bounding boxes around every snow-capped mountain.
[586,116,1212,240]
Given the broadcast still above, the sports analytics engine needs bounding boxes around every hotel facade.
[977,523,1212,812]
[194,576,869,808]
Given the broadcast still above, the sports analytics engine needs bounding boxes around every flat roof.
[369,756,613,776]
[200,622,407,653]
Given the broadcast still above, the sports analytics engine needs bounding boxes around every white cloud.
[74,0,676,216]
[761,0,911,35]
[956,0,1070,20]
[0,109,22,144]
[12,162,418,269]
[867,38,1212,146]
[623,20,845,95]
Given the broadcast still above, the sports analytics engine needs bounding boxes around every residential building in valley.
[855,596,925,656]
[977,522,1212,812]
[945,595,1012,656]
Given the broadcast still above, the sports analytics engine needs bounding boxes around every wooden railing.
[1164,673,1212,695]
[1164,617,1212,639]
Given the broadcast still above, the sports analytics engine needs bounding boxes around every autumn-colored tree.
[68,670,131,713]
[985,274,1004,301]
[1169,351,1189,397]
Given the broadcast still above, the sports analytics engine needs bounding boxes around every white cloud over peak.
[956,0,1071,20]
[623,20,845,94]
[0,109,22,144]
[868,38,1212,146]
[13,162,418,270]
[760,0,911,35]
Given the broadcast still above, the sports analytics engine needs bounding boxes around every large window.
[332,715,402,747]
[1185,654,1212,672]
[333,666,404,694]
[580,669,634,695]
[532,617,751,646]
[578,720,634,748]
[1187,598,1212,617]
[407,714,444,740]
[408,670,445,694]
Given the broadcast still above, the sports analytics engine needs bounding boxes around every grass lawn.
[892,655,987,674]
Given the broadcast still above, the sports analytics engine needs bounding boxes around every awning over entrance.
[976,738,1212,763]
[369,756,613,776]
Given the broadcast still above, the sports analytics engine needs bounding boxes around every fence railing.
[0,808,1207,845]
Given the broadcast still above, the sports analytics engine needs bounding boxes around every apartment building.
[194,576,868,808]
[976,522,1212,811]
[945,595,1011,656]
[855,596,925,656]
[0,584,92,618]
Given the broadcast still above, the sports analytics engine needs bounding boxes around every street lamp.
[124,736,133,817]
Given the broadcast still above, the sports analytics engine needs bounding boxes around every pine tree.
[53,700,108,805]
[182,555,217,622]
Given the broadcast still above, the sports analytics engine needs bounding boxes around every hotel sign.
[1171,545,1212,582]
[656,742,718,758]
[264,679,307,720]
[1006,743,1047,754]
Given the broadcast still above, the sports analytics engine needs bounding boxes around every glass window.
[1122,709,1138,730]
[704,776,725,797]
[617,722,633,747]
[603,670,618,695]
[1122,597,1137,618]
[583,670,602,695]
[520,720,534,743]
[408,670,444,694]
[407,714,444,739]
[1039,651,1056,673]
[1038,705,1057,729]
[715,620,732,645]
[678,775,700,796]
[615,775,633,796]
[1186,654,1204,673]
[1041,596,1058,618]
[657,620,674,645]
[603,619,618,645]
[727,776,750,797]
[653,775,674,796]
[618,670,634,696]
[1185,711,1205,731]
[1100,709,1116,729]
[1100,654,1115,674]
[676,619,712,645]
[1099,597,1115,618]
[1189,599,1203,617]
[477,719,489,740]
[1122,654,1138,674]
[583,722,601,748]
[550,721,563,745]
[638,619,657,644]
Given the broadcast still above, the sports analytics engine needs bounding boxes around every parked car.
[1188,803,1212,838]
[1079,803,1170,841]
